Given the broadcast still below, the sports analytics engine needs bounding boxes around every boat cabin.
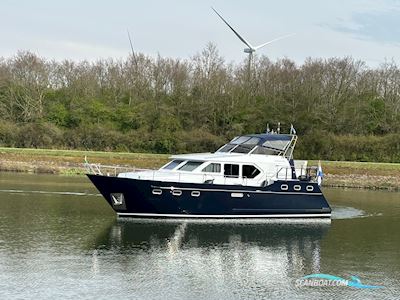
[118,133,309,187]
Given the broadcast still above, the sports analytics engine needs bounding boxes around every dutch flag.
[290,124,296,135]
[317,160,324,186]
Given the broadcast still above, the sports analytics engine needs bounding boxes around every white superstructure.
[118,133,311,187]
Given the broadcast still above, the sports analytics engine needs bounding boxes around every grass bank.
[0,147,169,175]
[310,160,400,190]
[1,147,399,190]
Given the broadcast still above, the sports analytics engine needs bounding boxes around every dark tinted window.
[232,144,255,154]
[224,164,239,178]
[262,140,289,151]
[163,160,183,170]
[217,144,236,152]
[230,136,251,144]
[242,165,261,178]
[252,146,277,155]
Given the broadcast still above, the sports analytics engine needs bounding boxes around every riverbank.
[310,160,400,190]
[1,147,399,190]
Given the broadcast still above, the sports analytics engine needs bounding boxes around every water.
[0,172,399,299]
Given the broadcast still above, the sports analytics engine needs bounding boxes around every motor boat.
[86,128,331,218]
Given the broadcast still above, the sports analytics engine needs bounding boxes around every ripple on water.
[331,206,366,219]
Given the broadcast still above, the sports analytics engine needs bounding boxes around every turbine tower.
[211,7,293,71]
[127,29,138,67]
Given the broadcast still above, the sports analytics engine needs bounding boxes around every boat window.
[251,146,278,155]
[219,136,261,153]
[163,160,184,170]
[231,144,256,153]
[218,144,236,152]
[224,164,239,178]
[242,165,261,178]
[244,137,260,144]
[230,136,251,144]
[202,163,221,173]
[231,137,259,153]
[231,144,251,153]
[262,140,289,151]
[178,161,203,171]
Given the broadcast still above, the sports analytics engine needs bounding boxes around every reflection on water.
[0,172,399,299]
[95,220,330,269]
[96,219,330,250]
[88,220,331,299]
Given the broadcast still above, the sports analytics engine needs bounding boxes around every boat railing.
[275,166,318,181]
[84,156,148,176]
[85,157,319,185]
[84,158,258,186]
[147,172,252,186]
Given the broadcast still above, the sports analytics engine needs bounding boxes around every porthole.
[191,191,200,197]
[172,190,182,196]
[231,192,244,198]
[152,189,162,195]
[294,185,301,191]
[281,184,289,191]
[306,185,314,192]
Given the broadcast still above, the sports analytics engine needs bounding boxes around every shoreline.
[1,147,399,191]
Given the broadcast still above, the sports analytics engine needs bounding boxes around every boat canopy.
[216,133,297,158]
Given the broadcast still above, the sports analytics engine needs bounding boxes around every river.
[0,172,399,299]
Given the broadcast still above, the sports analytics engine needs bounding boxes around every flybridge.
[216,132,297,159]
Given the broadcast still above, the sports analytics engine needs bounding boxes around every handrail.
[84,156,141,176]
[84,157,263,186]
[274,166,318,181]
[85,157,320,185]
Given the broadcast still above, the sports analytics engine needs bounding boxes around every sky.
[1,0,400,67]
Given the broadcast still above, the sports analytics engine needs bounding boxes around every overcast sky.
[1,0,400,67]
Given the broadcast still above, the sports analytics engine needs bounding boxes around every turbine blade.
[127,29,138,67]
[211,7,254,50]
[254,33,295,50]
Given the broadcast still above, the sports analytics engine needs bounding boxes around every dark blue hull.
[87,174,331,218]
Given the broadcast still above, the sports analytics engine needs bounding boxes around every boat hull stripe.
[151,186,322,196]
[117,212,331,218]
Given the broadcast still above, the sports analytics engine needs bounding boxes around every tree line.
[0,43,400,162]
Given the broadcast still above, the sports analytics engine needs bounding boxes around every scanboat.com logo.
[296,274,384,289]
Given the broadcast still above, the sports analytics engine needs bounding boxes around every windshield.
[162,160,183,170]
[262,140,290,151]
[217,136,260,154]
[178,161,204,171]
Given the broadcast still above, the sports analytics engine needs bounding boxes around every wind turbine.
[126,29,138,106]
[211,7,294,70]
[127,29,138,68]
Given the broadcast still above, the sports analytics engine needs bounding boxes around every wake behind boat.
[86,127,331,218]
